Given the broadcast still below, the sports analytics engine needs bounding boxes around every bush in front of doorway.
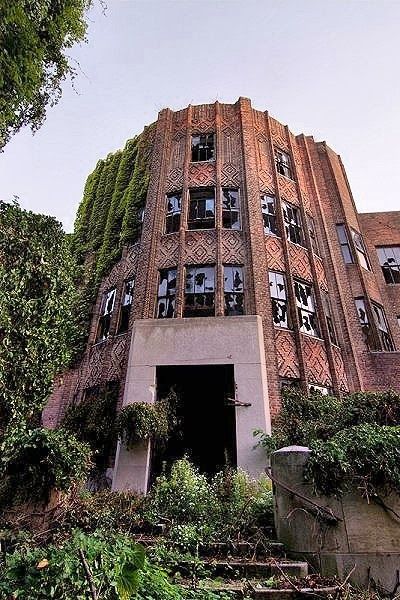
[115,401,169,448]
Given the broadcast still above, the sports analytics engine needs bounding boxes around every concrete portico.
[112,315,271,492]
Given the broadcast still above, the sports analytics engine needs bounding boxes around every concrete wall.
[271,447,400,591]
[112,315,271,492]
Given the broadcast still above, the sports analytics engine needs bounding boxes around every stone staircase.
[133,535,341,598]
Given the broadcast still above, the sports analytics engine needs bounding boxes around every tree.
[0,200,81,431]
[0,0,92,149]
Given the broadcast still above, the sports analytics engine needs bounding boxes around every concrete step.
[199,541,285,558]
[177,558,309,579]
[186,579,339,599]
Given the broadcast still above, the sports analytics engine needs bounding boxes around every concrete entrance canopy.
[112,315,271,493]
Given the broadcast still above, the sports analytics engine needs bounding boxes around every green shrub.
[0,427,91,506]
[305,424,400,497]
[116,402,169,448]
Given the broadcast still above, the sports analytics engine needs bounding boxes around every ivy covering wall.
[69,123,155,361]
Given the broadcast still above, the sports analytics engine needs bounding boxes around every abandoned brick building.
[44,97,400,491]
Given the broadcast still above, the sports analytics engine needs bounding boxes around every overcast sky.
[1,0,399,232]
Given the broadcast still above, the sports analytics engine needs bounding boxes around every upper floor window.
[275,148,293,179]
[283,201,304,246]
[96,288,116,342]
[377,246,400,284]
[269,271,290,328]
[308,215,319,255]
[188,189,215,230]
[165,193,181,234]
[222,188,241,230]
[184,265,215,317]
[351,229,370,271]
[321,291,337,345]
[261,194,278,235]
[371,301,395,351]
[294,280,319,337]
[224,265,244,316]
[191,133,215,162]
[117,279,134,334]
[157,268,177,319]
[336,224,354,264]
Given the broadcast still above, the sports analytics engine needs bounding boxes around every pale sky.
[1,0,399,232]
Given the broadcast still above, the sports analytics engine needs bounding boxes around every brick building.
[44,98,400,491]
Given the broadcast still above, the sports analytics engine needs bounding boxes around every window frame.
[117,278,135,334]
[294,279,320,338]
[191,133,215,163]
[96,287,116,343]
[282,201,304,246]
[156,268,177,319]
[376,246,400,285]
[165,192,182,234]
[268,271,291,329]
[351,228,371,271]
[336,224,354,264]
[187,188,215,230]
[224,264,244,316]
[261,194,279,236]
[184,264,215,318]
[371,301,395,352]
[274,148,293,180]
[222,188,241,230]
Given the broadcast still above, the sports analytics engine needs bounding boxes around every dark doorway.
[152,365,237,481]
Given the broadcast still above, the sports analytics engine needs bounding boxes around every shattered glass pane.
[157,268,177,319]
[261,195,278,235]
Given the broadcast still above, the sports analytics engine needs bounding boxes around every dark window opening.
[308,215,319,255]
[351,229,370,271]
[283,201,304,246]
[152,365,236,481]
[165,192,181,234]
[261,194,278,235]
[96,288,116,342]
[191,133,215,162]
[275,148,293,179]
[308,383,331,396]
[371,301,395,352]
[222,188,241,230]
[280,378,300,392]
[336,224,354,264]
[294,279,319,337]
[377,246,400,284]
[188,188,215,230]
[224,265,244,316]
[157,268,177,319]
[321,292,337,345]
[269,271,290,328]
[117,279,135,334]
[184,265,215,317]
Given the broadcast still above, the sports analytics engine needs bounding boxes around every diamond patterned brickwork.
[184,230,216,264]
[275,329,300,379]
[278,174,299,204]
[157,234,180,268]
[302,336,332,387]
[333,346,349,392]
[288,243,312,282]
[270,116,289,151]
[315,256,329,291]
[221,230,246,263]
[265,236,285,271]
[188,162,216,187]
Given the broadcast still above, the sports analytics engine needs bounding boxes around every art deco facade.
[44,98,400,491]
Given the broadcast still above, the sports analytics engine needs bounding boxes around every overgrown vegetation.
[255,388,400,497]
[116,401,170,448]
[0,1,93,148]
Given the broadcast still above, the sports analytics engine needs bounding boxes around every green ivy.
[115,402,169,448]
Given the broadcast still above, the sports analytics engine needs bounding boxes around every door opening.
[152,364,237,481]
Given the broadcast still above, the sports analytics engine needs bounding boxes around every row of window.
[191,134,294,181]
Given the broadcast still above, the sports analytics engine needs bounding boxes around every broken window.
[261,194,278,235]
[222,188,241,230]
[351,229,371,271]
[308,383,331,396]
[336,224,354,264]
[117,278,135,334]
[280,378,300,391]
[165,192,181,234]
[308,215,319,255]
[188,189,215,230]
[294,280,320,337]
[371,301,395,352]
[191,133,215,162]
[282,201,304,246]
[355,298,378,350]
[275,148,293,179]
[224,265,244,316]
[184,265,215,317]
[157,268,177,319]
[321,292,337,345]
[269,271,290,328]
[96,288,116,343]
[377,246,400,284]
